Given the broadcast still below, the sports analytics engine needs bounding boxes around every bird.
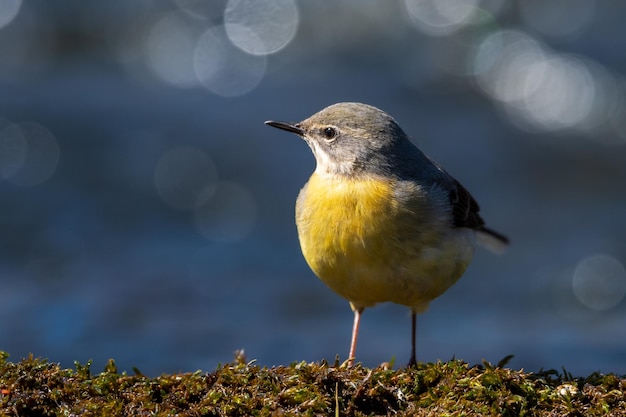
[265,102,508,367]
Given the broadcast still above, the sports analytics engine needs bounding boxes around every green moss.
[0,351,624,416]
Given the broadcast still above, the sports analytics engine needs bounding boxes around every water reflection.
[0,122,59,186]
[0,1,624,376]
[194,181,257,243]
[154,146,217,211]
[573,254,626,311]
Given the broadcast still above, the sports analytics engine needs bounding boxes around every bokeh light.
[0,0,21,30]
[154,146,218,211]
[1,1,626,377]
[403,0,481,36]
[194,181,257,243]
[112,5,275,97]
[513,55,595,132]
[0,121,59,187]
[146,12,200,88]
[572,254,626,311]
[473,30,546,104]
[193,25,267,97]
[224,0,299,55]
[472,29,622,135]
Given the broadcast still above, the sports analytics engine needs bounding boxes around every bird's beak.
[265,120,304,136]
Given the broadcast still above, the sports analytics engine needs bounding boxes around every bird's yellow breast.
[295,173,474,312]
[298,174,398,259]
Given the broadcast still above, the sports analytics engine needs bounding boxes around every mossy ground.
[0,351,624,416]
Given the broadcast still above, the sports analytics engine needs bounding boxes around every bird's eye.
[322,127,337,141]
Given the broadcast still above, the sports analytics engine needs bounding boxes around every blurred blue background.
[1,0,625,376]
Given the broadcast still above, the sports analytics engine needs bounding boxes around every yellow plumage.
[265,102,507,366]
[296,173,475,314]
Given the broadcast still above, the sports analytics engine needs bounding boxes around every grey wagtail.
[265,102,508,366]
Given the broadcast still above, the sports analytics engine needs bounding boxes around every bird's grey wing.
[396,142,508,250]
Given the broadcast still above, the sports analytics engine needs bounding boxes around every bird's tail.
[476,227,509,254]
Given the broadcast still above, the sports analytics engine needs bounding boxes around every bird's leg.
[348,307,363,367]
[408,312,417,367]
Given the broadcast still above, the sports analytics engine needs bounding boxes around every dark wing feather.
[396,141,509,247]
[429,159,509,246]
[449,179,510,245]
[449,179,484,230]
